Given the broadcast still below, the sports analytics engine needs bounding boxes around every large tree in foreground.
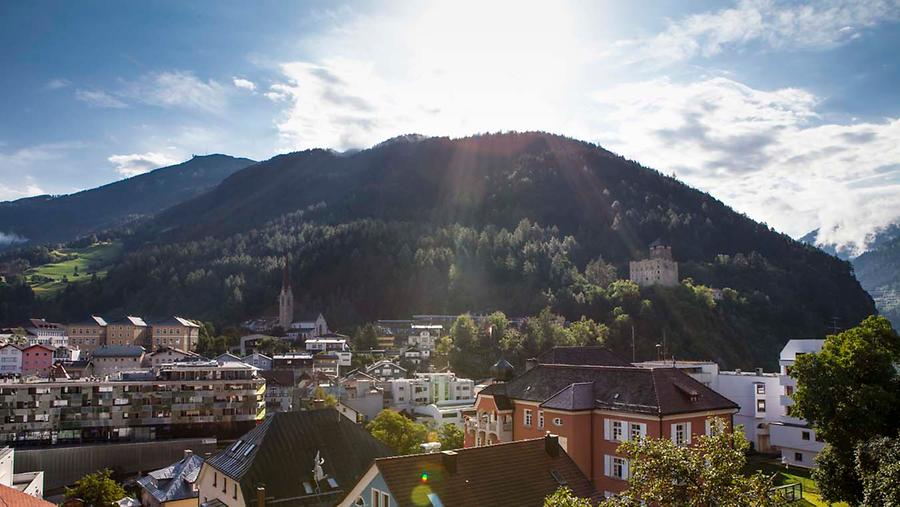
[367,409,428,455]
[790,315,900,504]
[600,421,775,507]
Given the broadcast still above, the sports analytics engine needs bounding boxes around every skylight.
[230,440,243,452]
[242,443,255,456]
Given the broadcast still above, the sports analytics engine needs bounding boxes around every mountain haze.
[10,133,875,368]
[0,154,255,246]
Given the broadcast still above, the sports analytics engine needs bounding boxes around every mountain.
[0,154,255,247]
[800,224,900,260]
[6,133,875,369]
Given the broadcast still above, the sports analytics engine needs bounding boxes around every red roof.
[0,484,55,507]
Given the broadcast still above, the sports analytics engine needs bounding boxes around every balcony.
[466,415,512,441]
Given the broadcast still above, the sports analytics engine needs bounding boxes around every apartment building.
[465,363,738,496]
[0,358,264,446]
[0,346,21,376]
[23,320,67,349]
[106,317,149,347]
[150,317,201,352]
[145,347,200,369]
[770,339,826,467]
[304,337,352,368]
[89,345,146,377]
[20,346,54,377]
[363,359,406,381]
[66,316,107,353]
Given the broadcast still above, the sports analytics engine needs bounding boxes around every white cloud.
[0,232,28,246]
[129,71,229,114]
[107,152,180,177]
[591,77,900,252]
[75,89,129,108]
[0,143,79,201]
[614,0,900,64]
[232,77,256,92]
[45,78,71,91]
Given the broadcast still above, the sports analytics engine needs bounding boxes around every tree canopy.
[367,409,428,455]
[64,469,126,507]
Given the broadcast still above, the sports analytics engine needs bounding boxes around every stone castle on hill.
[629,240,679,287]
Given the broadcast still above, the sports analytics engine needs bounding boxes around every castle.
[278,260,294,329]
[629,240,679,287]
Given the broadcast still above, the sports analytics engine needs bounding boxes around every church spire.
[282,257,291,291]
[278,257,294,329]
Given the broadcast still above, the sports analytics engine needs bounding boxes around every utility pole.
[631,325,636,362]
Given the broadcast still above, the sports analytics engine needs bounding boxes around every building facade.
[106,317,149,347]
[150,318,201,352]
[20,346,54,377]
[66,316,107,353]
[277,263,293,330]
[770,339,827,467]
[89,345,146,377]
[0,347,22,376]
[629,241,679,287]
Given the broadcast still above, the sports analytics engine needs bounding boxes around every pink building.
[21,345,55,377]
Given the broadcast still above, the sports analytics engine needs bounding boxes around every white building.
[0,447,44,499]
[407,325,442,352]
[364,359,407,381]
[387,372,474,411]
[0,346,22,376]
[24,319,68,349]
[241,352,272,371]
[304,337,351,367]
[769,339,826,467]
[629,240,679,288]
[412,400,475,429]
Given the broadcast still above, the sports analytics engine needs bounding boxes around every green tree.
[855,436,900,506]
[544,486,593,507]
[584,256,618,287]
[312,386,338,407]
[65,469,126,507]
[437,423,464,451]
[600,420,775,507]
[790,315,900,504]
[353,323,380,351]
[432,335,453,370]
[367,409,428,455]
[568,316,608,346]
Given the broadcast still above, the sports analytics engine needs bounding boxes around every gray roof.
[69,315,107,326]
[152,316,200,328]
[205,409,392,506]
[108,316,148,327]
[91,345,145,358]
[137,454,204,503]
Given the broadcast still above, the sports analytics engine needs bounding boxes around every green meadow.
[25,242,123,296]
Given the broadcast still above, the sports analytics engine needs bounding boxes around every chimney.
[441,450,458,474]
[544,434,560,457]
[257,486,265,507]
[525,358,538,372]
[184,449,193,459]
[755,368,763,376]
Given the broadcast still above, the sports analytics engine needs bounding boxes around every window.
[801,431,810,441]
[612,420,624,441]
[785,385,794,396]
[538,411,544,429]
[524,409,532,427]
[371,488,391,507]
[233,484,237,499]
[553,417,563,426]
[607,456,627,480]
[672,423,690,446]
[629,422,644,441]
[222,477,226,493]
[755,383,765,394]
[795,452,803,462]
[756,400,766,412]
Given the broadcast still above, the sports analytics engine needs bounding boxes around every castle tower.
[278,259,294,329]
[629,240,679,288]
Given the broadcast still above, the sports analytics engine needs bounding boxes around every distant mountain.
[9,133,875,368]
[800,224,900,260]
[0,154,255,247]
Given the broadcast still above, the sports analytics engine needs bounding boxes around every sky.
[1,0,899,253]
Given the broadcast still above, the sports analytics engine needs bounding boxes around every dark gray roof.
[137,454,204,503]
[481,364,738,416]
[536,346,631,367]
[91,345,145,358]
[205,409,392,506]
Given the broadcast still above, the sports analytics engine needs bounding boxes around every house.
[89,345,146,376]
[466,362,739,496]
[145,347,201,369]
[288,312,329,340]
[271,352,315,374]
[338,371,384,422]
[407,324,442,353]
[0,484,54,507]
[339,434,597,507]
[0,345,22,376]
[241,352,272,371]
[305,336,352,368]
[24,319,68,349]
[196,409,392,507]
[21,345,55,376]
[66,315,107,353]
[628,240,679,287]
[258,370,295,413]
[137,450,204,507]
[151,317,201,352]
[401,345,426,366]
[770,339,827,467]
[106,316,149,347]
[0,447,45,500]
[364,360,407,381]
[238,335,275,356]
[52,346,80,362]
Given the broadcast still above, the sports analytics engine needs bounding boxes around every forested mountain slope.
[7,133,874,368]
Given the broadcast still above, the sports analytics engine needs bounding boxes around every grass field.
[25,242,123,296]
[746,455,849,507]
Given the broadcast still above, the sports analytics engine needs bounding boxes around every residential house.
[151,317,201,352]
[258,370,295,413]
[145,347,201,369]
[770,339,827,467]
[241,353,272,371]
[66,316,107,353]
[89,345,146,377]
[0,484,53,507]
[0,345,21,376]
[271,352,314,374]
[0,447,45,499]
[137,450,204,507]
[338,371,384,422]
[339,434,597,507]
[21,345,55,377]
[24,319,68,349]
[401,345,426,366]
[466,363,739,496]
[364,360,406,381]
[52,346,80,362]
[196,409,392,507]
[106,316,149,347]
[407,324,442,353]
[305,336,352,368]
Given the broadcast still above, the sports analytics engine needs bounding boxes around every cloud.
[591,76,900,252]
[44,78,71,91]
[107,152,180,177]
[232,77,256,92]
[0,143,80,201]
[75,89,129,108]
[128,71,229,113]
[0,232,28,246]
[613,0,900,65]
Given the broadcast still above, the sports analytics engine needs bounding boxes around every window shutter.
[604,419,611,441]
[670,423,677,443]
[705,418,711,436]
[623,459,630,480]
[686,422,692,444]
[640,423,647,439]
[604,455,611,477]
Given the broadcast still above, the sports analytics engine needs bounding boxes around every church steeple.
[278,258,294,329]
